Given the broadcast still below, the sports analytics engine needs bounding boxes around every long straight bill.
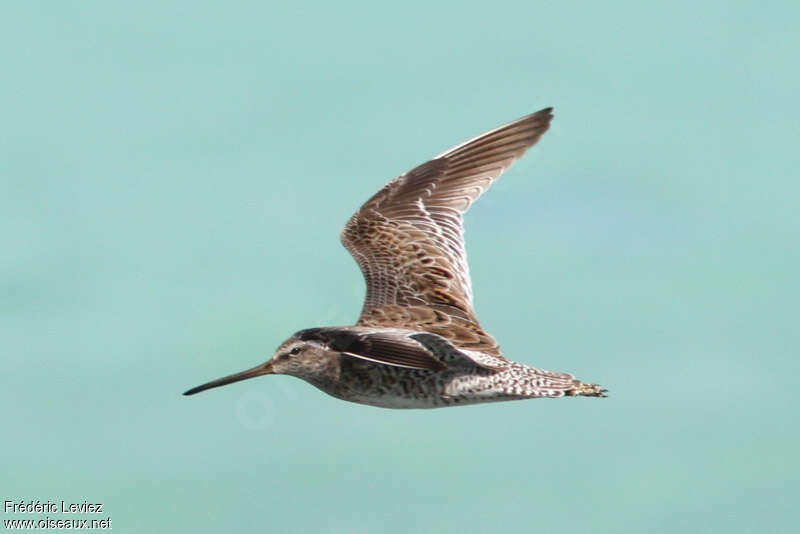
[183,362,273,396]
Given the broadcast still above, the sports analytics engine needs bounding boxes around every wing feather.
[340,108,554,351]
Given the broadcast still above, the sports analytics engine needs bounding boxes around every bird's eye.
[289,347,302,356]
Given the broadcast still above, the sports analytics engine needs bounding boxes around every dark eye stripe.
[290,347,302,355]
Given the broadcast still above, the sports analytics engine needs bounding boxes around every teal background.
[3,1,798,532]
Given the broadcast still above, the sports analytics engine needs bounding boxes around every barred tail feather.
[566,380,608,397]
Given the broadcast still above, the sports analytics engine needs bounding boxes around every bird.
[184,107,607,408]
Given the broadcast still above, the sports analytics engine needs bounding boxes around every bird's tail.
[566,380,608,397]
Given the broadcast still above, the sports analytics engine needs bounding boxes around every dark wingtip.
[538,107,554,122]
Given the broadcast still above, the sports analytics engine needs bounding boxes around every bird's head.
[183,331,334,396]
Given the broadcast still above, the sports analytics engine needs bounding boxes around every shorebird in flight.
[184,107,607,408]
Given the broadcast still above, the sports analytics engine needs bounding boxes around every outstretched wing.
[341,108,554,338]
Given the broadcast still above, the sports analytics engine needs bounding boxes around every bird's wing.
[298,328,505,371]
[341,107,554,349]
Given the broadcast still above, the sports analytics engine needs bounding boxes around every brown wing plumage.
[297,327,445,370]
[341,108,554,355]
